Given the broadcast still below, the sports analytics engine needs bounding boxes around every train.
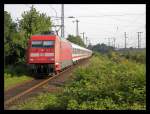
[26,33,92,76]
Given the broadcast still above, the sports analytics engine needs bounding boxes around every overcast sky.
[4,4,146,48]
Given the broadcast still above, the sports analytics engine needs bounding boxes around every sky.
[4,4,146,48]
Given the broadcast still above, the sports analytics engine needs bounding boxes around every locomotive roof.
[30,35,92,53]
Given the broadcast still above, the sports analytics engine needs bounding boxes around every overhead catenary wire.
[50,13,145,18]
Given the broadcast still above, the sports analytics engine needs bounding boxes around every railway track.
[4,58,91,109]
[4,66,72,107]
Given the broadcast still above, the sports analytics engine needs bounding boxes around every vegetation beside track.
[10,51,146,110]
[4,65,32,90]
[117,49,146,64]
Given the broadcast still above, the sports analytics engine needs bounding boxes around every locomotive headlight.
[48,58,54,60]
[50,58,54,60]
[30,58,33,61]
[55,63,59,67]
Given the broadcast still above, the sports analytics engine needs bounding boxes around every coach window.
[72,48,74,54]
[74,48,75,54]
[73,48,75,54]
[76,48,77,54]
[43,41,54,48]
[32,41,43,47]
[75,48,76,54]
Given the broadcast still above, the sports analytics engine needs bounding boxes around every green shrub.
[12,53,145,110]
[4,65,32,90]
[5,64,29,76]
[58,54,146,110]
[120,50,146,64]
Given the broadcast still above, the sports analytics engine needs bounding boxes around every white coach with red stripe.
[70,42,92,62]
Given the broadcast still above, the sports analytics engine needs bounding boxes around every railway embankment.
[7,52,145,110]
[4,65,33,91]
[5,58,91,110]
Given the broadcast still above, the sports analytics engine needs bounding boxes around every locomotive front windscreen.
[32,40,54,48]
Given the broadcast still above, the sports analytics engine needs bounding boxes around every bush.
[57,54,146,110]
[120,50,146,64]
[13,53,145,110]
[5,64,29,76]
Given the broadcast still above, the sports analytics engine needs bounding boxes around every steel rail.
[4,66,72,106]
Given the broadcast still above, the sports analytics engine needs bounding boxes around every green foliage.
[120,50,146,64]
[4,64,29,76]
[4,11,11,43]
[67,34,86,47]
[91,43,114,54]
[19,5,52,39]
[13,53,145,110]
[67,99,79,110]
[10,93,63,110]
[4,11,17,57]
[4,11,23,64]
[4,65,32,90]
[58,55,145,110]
[4,73,32,91]
[108,50,146,64]
[4,6,53,65]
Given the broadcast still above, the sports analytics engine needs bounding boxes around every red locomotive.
[26,33,92,76]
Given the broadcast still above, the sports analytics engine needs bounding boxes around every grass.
[117,49,146,64]
[4,65,33,90]
[9,93,62,110]
[4,73,32,90]
[8,52,146,110]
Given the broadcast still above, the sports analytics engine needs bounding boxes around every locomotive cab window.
[43,41,54,48]
[31,40,54,48]
[32,41,43,47]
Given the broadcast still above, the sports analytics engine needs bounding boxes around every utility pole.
[86,37,88,47]
[137,32,143,48]
[73,19,80,36]
[61,4,64,38]
[87,39,90,47]
[113,38,116,48]
[80,32,85,43]
[105,38,110,47]
[124,32,127,49]
[108,38,111,47]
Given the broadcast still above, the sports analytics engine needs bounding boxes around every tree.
[91,43,114,54]
[4,6,53,65]
[17,6,52,64]
[4,11,18,64]
[4,11,11,41]
[87,42,92,50]
[19,5,52,41]
[67,35,86,47]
